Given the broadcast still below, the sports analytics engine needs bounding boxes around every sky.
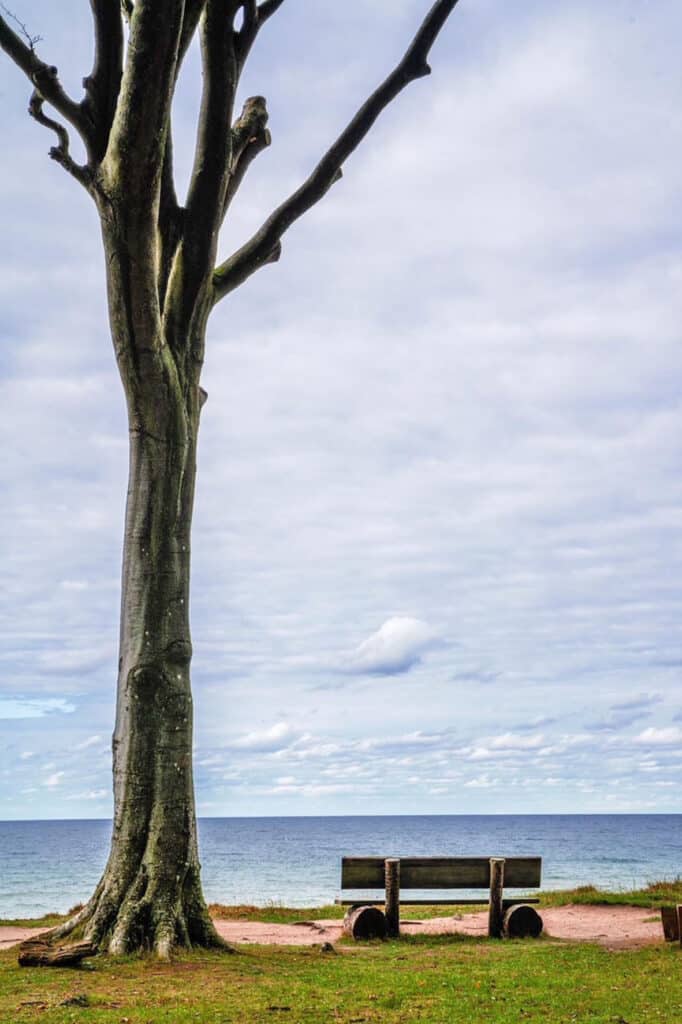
[1,0,681,819]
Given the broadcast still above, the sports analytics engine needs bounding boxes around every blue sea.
[0,815,680,919]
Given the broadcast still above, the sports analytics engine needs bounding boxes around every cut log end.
[502,904,543,939]
[18,939,98,968]
[343,904,387,941]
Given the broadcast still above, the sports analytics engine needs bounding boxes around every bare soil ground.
[0,904,663,952]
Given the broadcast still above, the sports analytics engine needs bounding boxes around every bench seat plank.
[334,897,540,907]
[341,856,541,890]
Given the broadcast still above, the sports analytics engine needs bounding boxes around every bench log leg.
[488,857,505,938]
[385,858,400,938]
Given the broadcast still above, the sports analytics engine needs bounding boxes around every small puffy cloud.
[450,669,501,686]
[37,645,111,676]
[44,771,64,788]
[591,693,664,731]
[611,693,662,713]
[0,698,75,720]
[75,735,103,750]
[635,727,682,746]
[266,781,362,798]
[60,579,90,591]
[464,775,498,789]
[344,617,437,676]
[590,709,651,732]
[488,732,546,750]
[230,722,294,752]
[464,732,547,762]
[19,751,34,760]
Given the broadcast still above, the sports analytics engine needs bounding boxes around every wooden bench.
[337,856,542,938]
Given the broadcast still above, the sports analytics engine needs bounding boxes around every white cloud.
[635,727,682,747]
[0,699,76,720]
[344,617,436,676]
[230,722,295,752]
[464,775,498,789]
[44,772,64,788]
[488,733,546,751]
[75,735,103,750]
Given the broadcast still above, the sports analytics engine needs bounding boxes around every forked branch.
[212,0,460,303]
[222,95,271,218]
[84,0,124,161]
[29,89,92,188]
[0,9,92,147]
[235,0,287,66]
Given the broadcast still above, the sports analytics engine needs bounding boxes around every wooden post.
[385,858,400,938]
[488,857,505,938]
[677,905,682,949]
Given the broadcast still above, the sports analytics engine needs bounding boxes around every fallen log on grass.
[18,939,97,968]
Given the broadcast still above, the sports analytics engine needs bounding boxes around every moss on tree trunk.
[50,425,226,956]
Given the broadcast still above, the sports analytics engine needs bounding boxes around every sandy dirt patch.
[0,905,663,952]
[210,905,663,951]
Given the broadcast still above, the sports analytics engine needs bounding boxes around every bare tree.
[0,0,459,957]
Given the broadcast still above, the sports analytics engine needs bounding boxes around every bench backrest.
[341,856,541,890]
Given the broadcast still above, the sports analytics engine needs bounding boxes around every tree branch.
[257,0,286,23]
[212,0,460,303]
[179,0,209,67]
[163,0,238,339]
[235,0,286,67]
[222,95,271,219]
[0,8,92,148]
[156,0,207,313]
[28,89,92,189]
[103,1,184,200]
[83,0,123,162]
[0,2,40,47]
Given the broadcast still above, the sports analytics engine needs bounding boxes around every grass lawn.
[0,934,680,1023]
[1,882,680,1023]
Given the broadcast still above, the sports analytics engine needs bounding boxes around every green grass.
[0,910,80,930]
[1,935,680,1023]
[538,878,682,910]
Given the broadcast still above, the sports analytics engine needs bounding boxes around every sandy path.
[0,905,663,952]
[210,905,662,951]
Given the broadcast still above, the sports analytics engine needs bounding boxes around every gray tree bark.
[0,0,460,956]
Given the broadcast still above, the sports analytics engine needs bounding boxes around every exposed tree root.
[39,869,232,958]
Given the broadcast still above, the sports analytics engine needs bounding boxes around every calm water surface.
[0,814,680,918]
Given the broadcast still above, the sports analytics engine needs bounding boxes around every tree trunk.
[48,383,225,957]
